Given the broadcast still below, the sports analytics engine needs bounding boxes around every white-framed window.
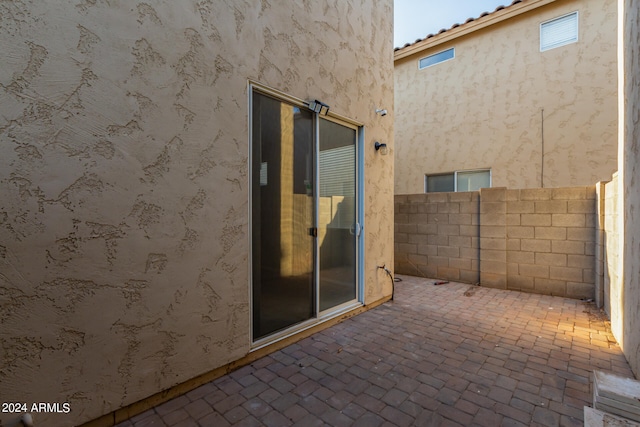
[540,11,578,51]
[425,169,491,193]
[418,48,454,69]
[250,83,365,344]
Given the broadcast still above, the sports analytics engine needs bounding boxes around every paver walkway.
[116,275,634,427]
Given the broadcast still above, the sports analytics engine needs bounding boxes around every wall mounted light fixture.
[375,108,388,116]
[308,100,330,115]
[374,141,388,155]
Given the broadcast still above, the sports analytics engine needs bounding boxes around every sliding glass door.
[251,92,315,340]
[318,119,357,312]
[251,88,359,342]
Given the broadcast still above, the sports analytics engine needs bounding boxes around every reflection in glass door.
[251,88,359,342]
[318,119,357,312]
[251,92,315,340]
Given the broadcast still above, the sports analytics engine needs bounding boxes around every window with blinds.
[540,11,578,51]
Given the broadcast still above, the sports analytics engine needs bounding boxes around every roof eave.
[394,0,559,62]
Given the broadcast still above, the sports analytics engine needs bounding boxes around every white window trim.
[540,11,579,52]
[424,169,492,193]
[418,47,455,70]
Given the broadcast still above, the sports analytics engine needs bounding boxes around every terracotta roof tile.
[394,0,524,51]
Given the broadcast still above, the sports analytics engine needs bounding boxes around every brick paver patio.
[116,275,634,427]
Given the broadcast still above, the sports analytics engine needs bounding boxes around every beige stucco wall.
[619,0,640,378]
[394,0,618,194]
[0,1,394,426]
[598,0,640,380]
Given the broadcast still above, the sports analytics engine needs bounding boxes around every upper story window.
[419,48,454,69]
[540,11,578,51]
[425,169,491,193]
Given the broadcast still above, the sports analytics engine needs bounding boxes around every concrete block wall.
[603,174,621,329]
[394,192,480,283]
[504,187,596,299]
[595,182,607,308]
[479,188,507,289]
[395,186,597,299]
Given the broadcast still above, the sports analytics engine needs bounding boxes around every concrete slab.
[594,371,640,422]
[585,406,640,427]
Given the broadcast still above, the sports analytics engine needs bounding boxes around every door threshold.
[251,301,362,352]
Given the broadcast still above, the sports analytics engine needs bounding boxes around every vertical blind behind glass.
[541,12,578,51]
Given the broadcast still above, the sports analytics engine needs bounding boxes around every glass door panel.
[318,119,357,312]
[252,92,315,340]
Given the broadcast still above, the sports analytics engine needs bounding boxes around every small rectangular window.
[425,170,491,193]
[457,170,491,192]
[540,12,578,51]
[419,48,454,69]
[425,174,454,193]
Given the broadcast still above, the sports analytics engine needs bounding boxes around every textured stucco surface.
[0,1,394,425]
[620,0,640,378]
[605,0,640,380]
[394,0,618,194]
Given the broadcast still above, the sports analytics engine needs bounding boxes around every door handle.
[308,227,317,237]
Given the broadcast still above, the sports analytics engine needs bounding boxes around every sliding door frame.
[248,81,365,350]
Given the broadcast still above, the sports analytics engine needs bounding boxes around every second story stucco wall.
[394,0,618,194]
